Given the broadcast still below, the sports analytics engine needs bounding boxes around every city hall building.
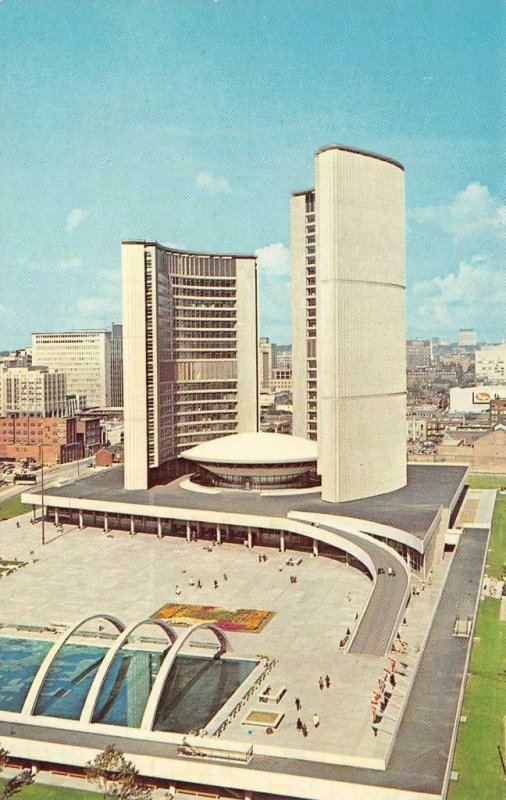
[16,145,489,800]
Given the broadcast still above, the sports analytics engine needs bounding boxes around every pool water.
[0,637,255,732]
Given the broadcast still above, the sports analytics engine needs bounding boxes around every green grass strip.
[448,598,506,799]
[0,494,30,521]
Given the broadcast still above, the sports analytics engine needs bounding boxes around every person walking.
[318,676,324,691]
[197,579,202,589]
[313,713,320,729]
[302,723,308,737]
[296,717,302,731]
[295,697,301,711]
[214,579,218,589]
[325,674,330,688]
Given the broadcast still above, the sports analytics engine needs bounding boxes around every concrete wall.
[122,243,149,490]
[316,146,407,502]
[236,258,259,433]
[291,192,310,438]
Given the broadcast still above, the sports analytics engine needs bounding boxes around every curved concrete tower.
[315,145,406,502]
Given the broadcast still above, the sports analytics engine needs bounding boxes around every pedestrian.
[389,673,396,687]
[325,674,330,688]
[223,573,228,581]
[319,677,324,691]
[372,726,378,738]
[295,697,301,711]
[197,579,202,589]
[296,717,302,731]
[258,554,262,563]
[214,579,218,589]
[302,723,308,737]
[347,592,351,602]
[313,713,320,729]
[175,585,181,596]
[16,521,20,529]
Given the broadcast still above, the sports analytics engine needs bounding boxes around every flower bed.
[153,604,274,633]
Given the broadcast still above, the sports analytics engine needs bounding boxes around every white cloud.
[73,268,122,328]
[255,242,290,277]
[195,171,231,194]
[66,207,90,232]
[25,254,82,272]
[409,255,506,336]
[0,303,15,322]
[409,182,506,242]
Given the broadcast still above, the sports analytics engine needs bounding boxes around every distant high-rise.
[110,323,123,407]
[476,343,506,384]
[258,337,273,393]
[458,328,477,347]
[122,241,258,490]
[32,330,112,409]
[0,365,66,417]
[407,339,432,370]
[292,145,406,503]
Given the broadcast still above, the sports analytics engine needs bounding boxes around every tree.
[0,747,8,775]
[0,746,35,799]
[1,769,35,798]
[85,745,152,799]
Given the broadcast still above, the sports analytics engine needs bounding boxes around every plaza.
[0,470,495,798]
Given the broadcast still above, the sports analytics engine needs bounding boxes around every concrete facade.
[475,343,506,383]
[292,146,407,503]
[0,365,66,417]
[122,241,259,490]
[32,330,112,409]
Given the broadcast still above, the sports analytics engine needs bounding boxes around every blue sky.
[1,0,504,349]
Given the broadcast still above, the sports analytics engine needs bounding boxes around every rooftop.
[36,463,468,544]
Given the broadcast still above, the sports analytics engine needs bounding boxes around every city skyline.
[1,1,504,348]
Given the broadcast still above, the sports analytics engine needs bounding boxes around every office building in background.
[32,329,113,409]
[458,328,477,347]
[475,343,506,384]
[292,145,406,502]
[0,365,66,417]
[110,322,124,407]
[122,241,258,490]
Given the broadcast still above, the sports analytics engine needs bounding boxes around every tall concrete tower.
[122,241,259,490]
[292,145,407,503]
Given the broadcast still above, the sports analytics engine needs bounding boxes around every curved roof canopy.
[181,432,317,466]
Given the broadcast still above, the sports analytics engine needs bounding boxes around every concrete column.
[157,518,162,539]
[313,540,319,557]
[280,531,286,553]
[130,516,135,536]
[54,509,59,526]
[186,521,191,543]
[78,510,83,530]
[216,525,221,544]
[104,513,108,533]
[247,529,253,550]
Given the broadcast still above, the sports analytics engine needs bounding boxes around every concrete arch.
[21,614,125,718]
[80,618,177,724]
[140,622,230,731]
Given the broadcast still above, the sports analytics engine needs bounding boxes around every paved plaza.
[0,509,455,768]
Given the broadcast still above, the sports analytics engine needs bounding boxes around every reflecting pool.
[0,637,256,732]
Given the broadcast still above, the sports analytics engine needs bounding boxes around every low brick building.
[95,445,124,467]
[0,416,82,465]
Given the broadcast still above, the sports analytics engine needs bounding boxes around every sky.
[0,0,504,349]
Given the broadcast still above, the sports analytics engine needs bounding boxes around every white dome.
[181,432,317,465]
